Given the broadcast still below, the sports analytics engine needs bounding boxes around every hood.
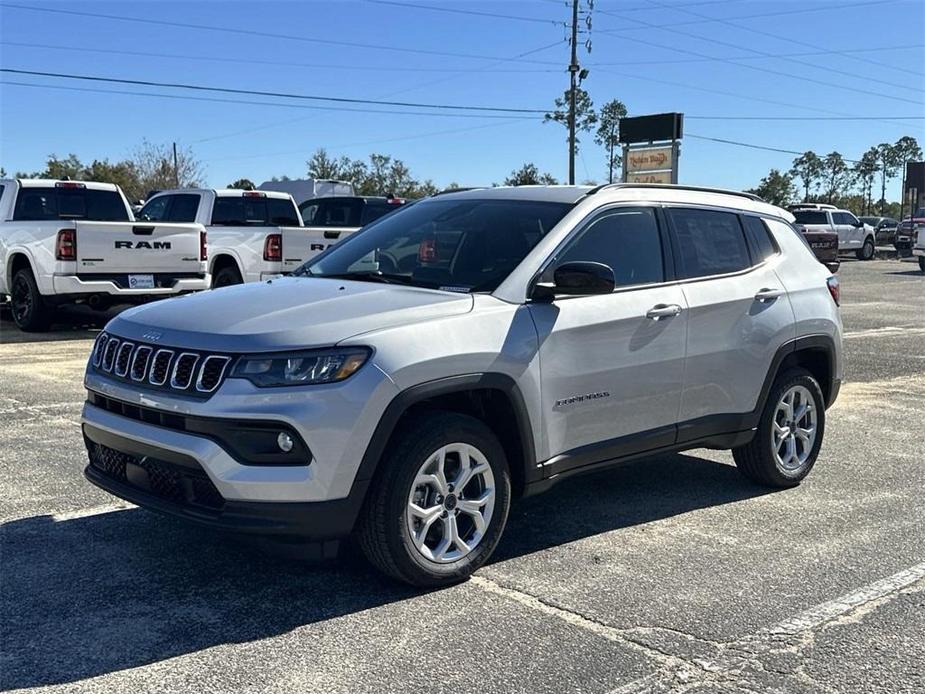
[107,277,473,352]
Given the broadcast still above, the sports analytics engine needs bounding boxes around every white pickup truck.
[138,189,355,287]
[0,179,209,331]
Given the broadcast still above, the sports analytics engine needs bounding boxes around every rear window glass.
[361,202,400,225]
[13,187,129,221]
[669,208,752,278]
[793,210,828,225]
[211,196,299,226]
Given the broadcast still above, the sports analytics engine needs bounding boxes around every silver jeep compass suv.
[82,184,843,586]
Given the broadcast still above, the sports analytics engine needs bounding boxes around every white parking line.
[842,326,925,339]
[759,560,925,636]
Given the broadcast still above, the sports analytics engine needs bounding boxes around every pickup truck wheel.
[358,411,511,587]
[918,257,925,273]
[733,368,825,488]
[212,265,243,288]
[10,268,51,332]
[856,236,875,260]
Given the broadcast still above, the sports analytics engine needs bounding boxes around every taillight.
[56,228,77,260]
[826,276,840,306]
[263,233,282,261]
[200,230,208,261]
[418,237,437,263]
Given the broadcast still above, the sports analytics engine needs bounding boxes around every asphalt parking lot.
[2,258,923,694]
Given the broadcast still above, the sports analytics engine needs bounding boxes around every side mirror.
[532,261,615,300]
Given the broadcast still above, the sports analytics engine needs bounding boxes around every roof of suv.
[431,184,791,220]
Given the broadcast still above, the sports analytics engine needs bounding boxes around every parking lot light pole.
[568,0,579,185]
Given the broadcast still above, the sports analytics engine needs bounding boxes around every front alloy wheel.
[406,443,496,563]
[358,411,511,587]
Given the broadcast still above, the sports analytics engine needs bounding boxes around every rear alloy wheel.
[10,268,50,332]
[856,236,875,261]
[358,411,511,587]
[733,368,825,487]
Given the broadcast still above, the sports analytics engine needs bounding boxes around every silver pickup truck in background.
[0,179,209,331]
[139,188,357,287]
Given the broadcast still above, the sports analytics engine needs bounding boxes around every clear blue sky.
[1,0,923,196]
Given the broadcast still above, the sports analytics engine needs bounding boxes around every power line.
[0,80,532,120]
[588,43,925,67]
[364,0,564,25]
[685,133,861,163]
[686,115,925,121]
[640,0,924,81]
[594,5,923,104]
[0,68,549,114]
[0,41,560,74]
[0,3,561,65]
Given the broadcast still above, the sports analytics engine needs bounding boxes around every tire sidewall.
[212,266,242,288]
[858,237,874,260]
[382,414,511,584]
[11,269,45,330]
[763,370,826,483]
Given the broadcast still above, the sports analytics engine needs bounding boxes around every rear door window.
[211,197,247,225]
[316,199,363,226]
[668,208,752,278]
[138,196,171,222]
[166,194,200,222]
[741,215,778,262]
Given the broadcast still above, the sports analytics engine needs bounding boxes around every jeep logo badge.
[142,331,163,342]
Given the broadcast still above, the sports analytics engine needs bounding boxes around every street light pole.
[568,0,579,185]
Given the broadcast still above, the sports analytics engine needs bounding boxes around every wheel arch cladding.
[354,374,536,499]
[760,335,838,415]
[210,253,240,276]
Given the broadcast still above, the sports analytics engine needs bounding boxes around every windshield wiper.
[310,271,414,286]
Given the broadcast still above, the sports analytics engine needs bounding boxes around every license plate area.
[128,274,155,289]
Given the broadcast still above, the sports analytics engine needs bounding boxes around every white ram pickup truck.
[138,189,354,287]
[1,179,209,331]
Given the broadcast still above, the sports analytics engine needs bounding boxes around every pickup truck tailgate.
[281,225,356,273]
[75,221,205,274]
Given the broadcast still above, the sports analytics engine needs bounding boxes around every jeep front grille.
[90,332,233,397]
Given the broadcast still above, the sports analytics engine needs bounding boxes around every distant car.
[859,216,899,247]
[791,208,876,260]
[896,208,925,257]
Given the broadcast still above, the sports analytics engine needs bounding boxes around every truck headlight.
[231,347,370,387]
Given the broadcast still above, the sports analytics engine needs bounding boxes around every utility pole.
[568,0,579,185]
[172,141,180,187]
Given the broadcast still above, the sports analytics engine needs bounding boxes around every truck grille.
[91,332,233,397]
[88,441,224,511]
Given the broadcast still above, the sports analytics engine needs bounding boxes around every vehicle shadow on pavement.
[0,305,123,344]
[0,453,767,689]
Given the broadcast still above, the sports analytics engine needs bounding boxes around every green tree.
[874,142,902,213]
[853,147,879,214]
[306,148,343,179]
[893,136,923,215]
[822,152,849,203]
[747,169,796,207]
[504,163,558,186]
[544,88,597,156]
[790,151,824,201]
[227,178,256,190]
[594,99,627,184]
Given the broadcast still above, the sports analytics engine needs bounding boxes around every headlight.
[231,347,370,387]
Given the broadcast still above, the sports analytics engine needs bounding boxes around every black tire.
[856,236,875,261]
[357,411,512,587]
[733,368,825,488]
[918,256,925,273]
[10,267,51,332]
[212,264,243,288]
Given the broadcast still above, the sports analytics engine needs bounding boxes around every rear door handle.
[754,288,784,302]
[646,304,682,320]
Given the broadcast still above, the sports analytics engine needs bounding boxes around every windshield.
[296,198,573,292]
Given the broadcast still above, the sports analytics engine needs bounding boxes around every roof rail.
[431,186,486,196]
[584,182,764,202]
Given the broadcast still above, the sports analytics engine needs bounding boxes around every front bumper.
[83,413,368,539]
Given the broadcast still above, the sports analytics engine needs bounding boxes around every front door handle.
[646,303,682,320]
[754,288,784,302]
